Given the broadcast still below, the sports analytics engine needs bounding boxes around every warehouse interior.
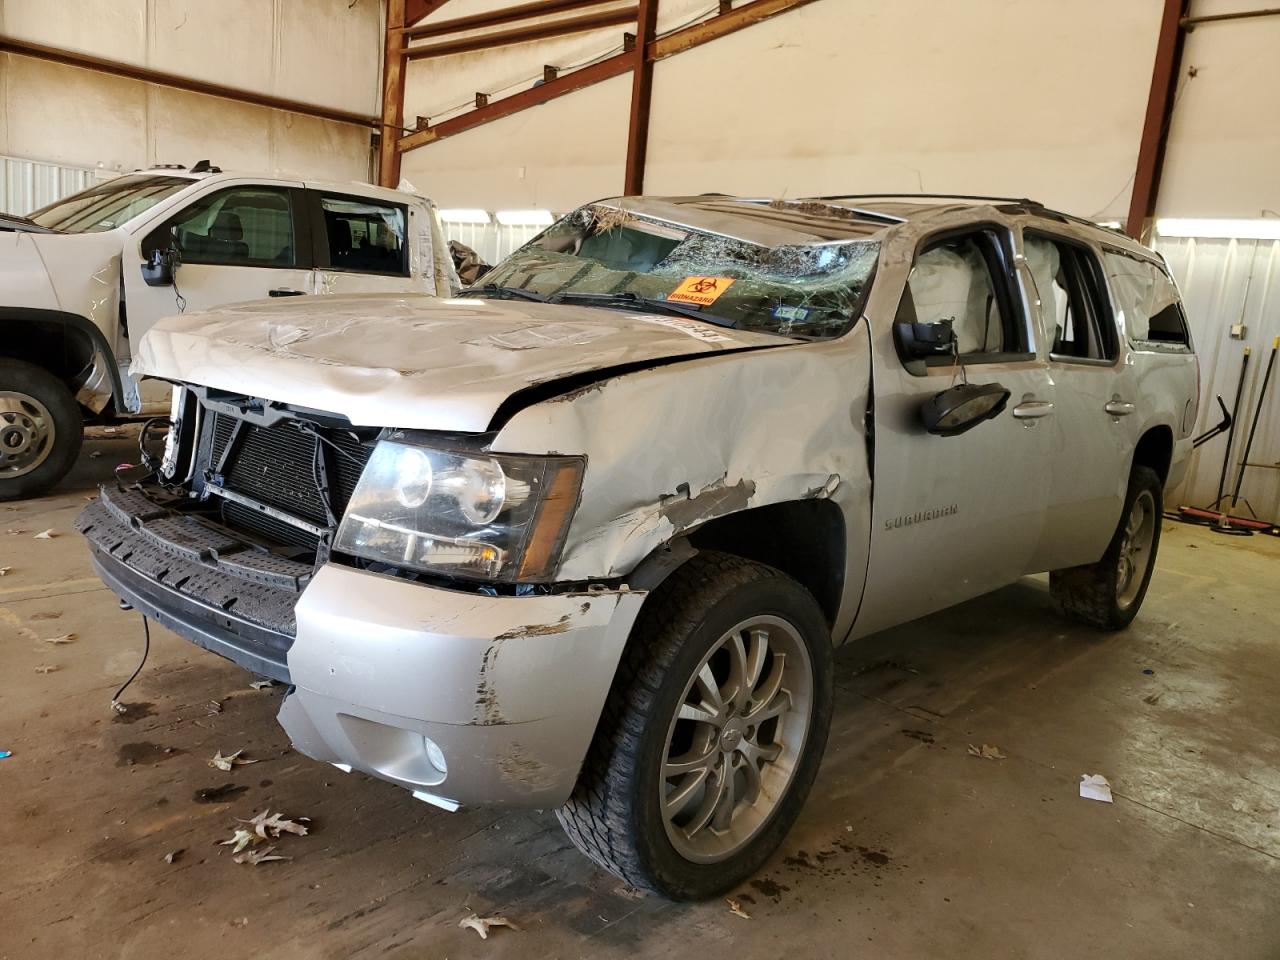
[1,1,1278,958]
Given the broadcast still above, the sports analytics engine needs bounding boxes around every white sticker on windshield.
[639,315,734,343]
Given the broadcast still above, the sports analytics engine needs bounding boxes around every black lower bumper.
[77,486,314,683]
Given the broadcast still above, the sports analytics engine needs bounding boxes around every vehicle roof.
[130,167,426,205]
[597,193,1157,260]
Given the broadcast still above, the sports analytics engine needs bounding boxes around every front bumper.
[281,564,646,808]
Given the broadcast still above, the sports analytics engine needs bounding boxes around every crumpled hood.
[132,293,790,431]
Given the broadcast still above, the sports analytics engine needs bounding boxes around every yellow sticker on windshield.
[667,276,735,306]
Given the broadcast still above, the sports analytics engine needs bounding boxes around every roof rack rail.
[811,192,1044,206]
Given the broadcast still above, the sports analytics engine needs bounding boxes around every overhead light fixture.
[1155,218,1280,240]
[496,209,554,226]
[438,209,490,224]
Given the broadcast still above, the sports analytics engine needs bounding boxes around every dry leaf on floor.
[7,529,27,535]
[233,845,290,866]
[34,664,60,674]
[1079,773,1114,803]
[0,567,10,576]
[220,828,259,855]
[88,450,103,459]
[42,634,77,645]
[240,809,309,840]
[208,749,259,772]
[33,529,56,539]
[164,849,184,865]
[726,898,752,920]
[459,914,519,939]
[967,743,1007,760]
[30,612,61,621]
[249,679,274,690]
[206,700,224,715]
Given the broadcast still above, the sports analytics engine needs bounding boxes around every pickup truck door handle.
[269,288,306,297]
[1104,400,1136,416]
[1012,400,1055,419]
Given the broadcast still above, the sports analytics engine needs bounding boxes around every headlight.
[334,438,584,583]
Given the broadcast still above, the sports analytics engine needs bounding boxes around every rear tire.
[0,359,83,501]
[558,552,833,900]
[1050,465,1163,630]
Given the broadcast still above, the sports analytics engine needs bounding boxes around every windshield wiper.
[550,291,741,330]
[457,283,551,303]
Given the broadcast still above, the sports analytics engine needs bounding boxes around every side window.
[896,230,1025,358]
[320,195,407,275]
[1023,233,1117,362]
[144,187,297,267]
[1103,250,1190,347]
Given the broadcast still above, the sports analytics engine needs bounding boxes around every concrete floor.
[2,430,1277,960]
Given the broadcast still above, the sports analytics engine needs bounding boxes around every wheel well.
[1133,426,1173,484]
[685,499,845,627]
[0,310,123,411]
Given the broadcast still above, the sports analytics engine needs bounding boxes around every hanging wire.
[110,614,152,714]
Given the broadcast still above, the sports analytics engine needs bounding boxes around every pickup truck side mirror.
[921,382,1011,437]
[141,227,183,287]
[895,318,956,360]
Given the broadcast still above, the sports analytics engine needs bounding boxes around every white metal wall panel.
[439,220,548,268]
[0,155,102,216]
[1156,236,1280,522]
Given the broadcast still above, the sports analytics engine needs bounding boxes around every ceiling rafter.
[402,0,620,42]
[406,6,639,61]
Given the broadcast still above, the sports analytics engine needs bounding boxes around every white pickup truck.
[77,194,1197,899]
[0,164,456,499]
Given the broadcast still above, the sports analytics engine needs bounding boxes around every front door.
[853,222,1056,638]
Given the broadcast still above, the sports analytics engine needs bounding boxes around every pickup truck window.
[896,229,1026,359]
[143,186,298,268]
[319,195,408,276]
[1024,233,1117,362]
[1103,250,1190,348]
[472,205,880,339]
[27,174,189,233]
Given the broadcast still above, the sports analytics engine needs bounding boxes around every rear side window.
[144,186,297,267]
[1024,233,1117,362]
[1103,251,1190,348]
[320,195,407,275]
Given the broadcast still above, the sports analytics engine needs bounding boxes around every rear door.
[305,190,430,295]
[1021,229,1133,571]
[853,221,1056,638]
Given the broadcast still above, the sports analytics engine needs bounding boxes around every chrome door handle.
[1012,400,1055,419]
[1104,400,1136,416]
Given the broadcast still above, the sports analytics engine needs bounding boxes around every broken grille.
[205,411,373,549]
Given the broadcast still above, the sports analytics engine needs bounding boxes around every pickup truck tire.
[0,359,83,501]
[557,551,833,900]
[1050,465,1163,630]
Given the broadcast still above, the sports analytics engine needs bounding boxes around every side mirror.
[895,318,956,359]
[921,382,1011,437]
[140,228,182,287]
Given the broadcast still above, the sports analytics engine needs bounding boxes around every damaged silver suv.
[77,194,1198,899]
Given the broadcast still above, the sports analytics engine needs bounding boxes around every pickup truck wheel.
[557,552,833,900]
[0,360,83,501]
[1050,465,1163,630]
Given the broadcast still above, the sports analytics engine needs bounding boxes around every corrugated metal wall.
[440,220,549,267]
[1156,237,1280,522]
[0,155,105,216]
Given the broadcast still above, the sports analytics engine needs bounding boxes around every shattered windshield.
[471,204,881,338]
[28,175,191,233]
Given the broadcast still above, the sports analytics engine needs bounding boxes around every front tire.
[0,359,83,501]
[1051,465,1163,630]
[558,552,833,900]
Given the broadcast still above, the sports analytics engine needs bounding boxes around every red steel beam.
[379,0,409,186]
[396,0,822,156]
[0,34,377,128]
[405,6,637,60]
[402,0,615,41]
[623,0,659,194]
[1125,0,1190,240]
[397,51,632,151]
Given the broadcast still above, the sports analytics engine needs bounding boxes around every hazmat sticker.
[667,276,735,306]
